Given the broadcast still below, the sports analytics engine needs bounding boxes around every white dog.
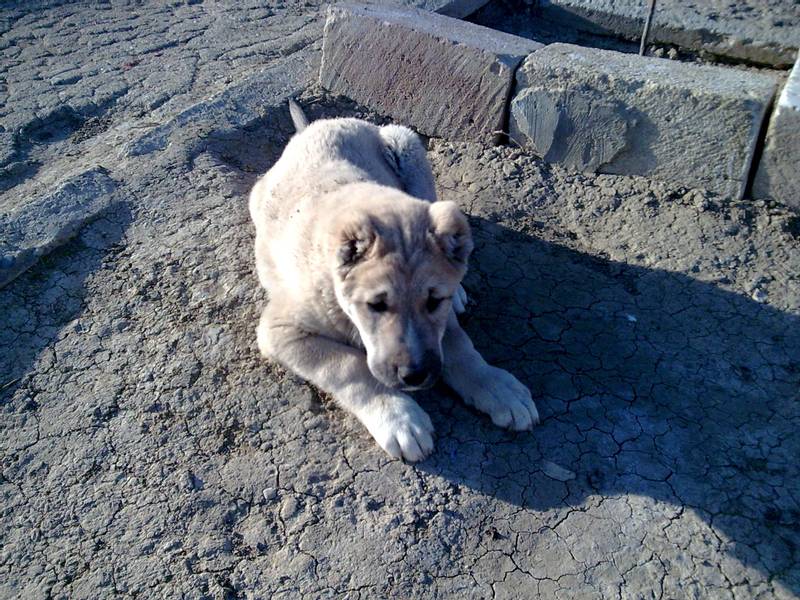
[249,101,539,461]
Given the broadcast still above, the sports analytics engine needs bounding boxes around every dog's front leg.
[257,306,434,461]
[442,312,540,430]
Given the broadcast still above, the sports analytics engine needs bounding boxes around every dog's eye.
[426,296,444,313]
[367,300,388,313]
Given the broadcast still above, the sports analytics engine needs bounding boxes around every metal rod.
[639,0,658,56]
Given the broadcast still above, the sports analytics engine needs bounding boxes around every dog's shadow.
[417,216,799,592]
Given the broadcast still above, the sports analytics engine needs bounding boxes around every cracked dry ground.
[0,0,321,191]
[2,90,800,598]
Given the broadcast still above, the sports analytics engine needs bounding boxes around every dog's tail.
[288,98,309,133]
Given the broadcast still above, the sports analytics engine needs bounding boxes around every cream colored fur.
[249,104,539,461]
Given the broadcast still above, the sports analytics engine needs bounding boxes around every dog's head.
[329,187,473,391]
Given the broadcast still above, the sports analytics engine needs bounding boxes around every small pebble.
[541,460,576,482]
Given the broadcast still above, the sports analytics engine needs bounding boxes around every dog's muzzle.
[397,351,441,391]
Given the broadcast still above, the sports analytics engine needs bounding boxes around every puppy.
[249,101,539,461]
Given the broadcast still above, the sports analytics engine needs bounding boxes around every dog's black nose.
[398,351,441,389]
[398,367,430,388]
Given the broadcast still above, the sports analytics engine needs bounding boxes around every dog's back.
[249,102,437,291]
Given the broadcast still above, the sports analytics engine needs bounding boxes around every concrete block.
[509,43,778,199]
[752,55,800,210]
[320,2,541,143]
[391,0,492,19]
[0,168,117,287]
[538,0,799,68]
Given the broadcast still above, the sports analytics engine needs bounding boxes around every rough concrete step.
[0,168,117,288]
[319,2,541,144]
[753,53,800,210]
[509,43,778,200]
[538,0,800,68]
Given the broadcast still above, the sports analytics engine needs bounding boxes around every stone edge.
[319,4,790,207]
[0,168,117,289]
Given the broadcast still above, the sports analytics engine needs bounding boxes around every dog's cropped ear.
[334,216,376,276]
[428,201,473,267]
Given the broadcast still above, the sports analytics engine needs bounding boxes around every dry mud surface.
[2,2,799,599]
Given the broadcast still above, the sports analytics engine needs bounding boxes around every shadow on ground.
[415,216,799,593]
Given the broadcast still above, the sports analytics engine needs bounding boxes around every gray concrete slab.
[538,0,800,67]
[509,43,778,199]
[753,54,800,210]
[0,168,117,288]
[320,2,541,143]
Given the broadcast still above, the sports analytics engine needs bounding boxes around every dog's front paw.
[463,366,539,431]
[359,395,434,462]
